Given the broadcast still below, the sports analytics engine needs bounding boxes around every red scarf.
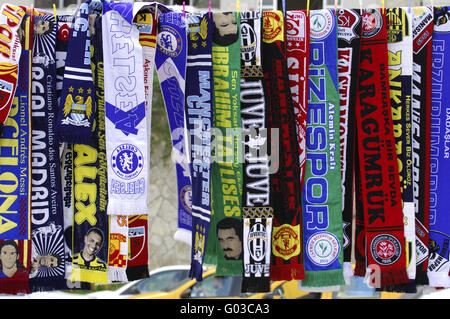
[355,8,409,287]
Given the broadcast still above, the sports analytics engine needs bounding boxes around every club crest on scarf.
[306,232,341,266]
[157,25,183,57]
[310,10,334,39]
[272,225,301,260]
[361,9,383,38]
[111,144,144,182]
[61,90,93,127]
[262,11,283,43]
[337,8,360,43]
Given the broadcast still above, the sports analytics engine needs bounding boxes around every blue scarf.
[428,6,450,288]
[184,12,214,281]
[30,12,66,292]
[155,12,192,246]
[301,9,344,288]
[56,2,96,146]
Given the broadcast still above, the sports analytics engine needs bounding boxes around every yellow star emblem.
[202,41,207,47]
[78,87,84,94]
[192,42,198,48]
[68,86,74,93]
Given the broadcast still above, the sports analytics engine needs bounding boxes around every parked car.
[87,265,192,299]
[129,267,317,299]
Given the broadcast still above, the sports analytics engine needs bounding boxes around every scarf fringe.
[241,279,271,293]
[414,270,429,286]
[298,282,341,292]
[108,266,128,283]
[270,264,305,281]
[173,228,192,246]
[301,269,346,287]
[364,267,410,288]
[126,265,150,281]
[343,262,354,285]
[427,271,450,288]
[354,260,366,277]
[107,200,148,216]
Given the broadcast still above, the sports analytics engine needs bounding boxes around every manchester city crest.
[111,144,144,180]
[61,91,93,127]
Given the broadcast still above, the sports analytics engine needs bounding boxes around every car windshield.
[122,270,190,294]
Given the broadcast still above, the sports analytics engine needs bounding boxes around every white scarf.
[102,2,149,216]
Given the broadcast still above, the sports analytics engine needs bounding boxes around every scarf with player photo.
[0,4,25,137]
[262,11,304,282]
[0,15,32,296]
[0,240,30,295]
[184,12,214,280]
[337,8,361,283]
[56,2,96,146]
[30,12,66,292]
[300,9,345,289]
[0,13,31,241]
[240,11,273,293]
[68,13,109,285]
[427,6,450,288]
[126,215,149,280]
[355,8,409,288]
[387,7,415,283]
[412,6,433,286]
[108,215,128,282]
[103,1,149,216]
[155,11,193,246]
[204,12,243,278]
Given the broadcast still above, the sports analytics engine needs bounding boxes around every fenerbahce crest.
[61,92,93,127]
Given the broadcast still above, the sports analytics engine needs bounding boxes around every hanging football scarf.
[0,17,31,241]
[386,7,415,282]
[0,4,25,137]
[0,13,32,295]
[127,215,149,280]
[30,12,66,292]
[205,11,243,278]
[69,13,109,285]
[337,8,361,282]
[56,2,96,146]
[183,13,214,280]
[262,10,304,281]
[300,9,344,289]
[355,8,409,288]
[108,215,128,282]
[155,11,192,245]
[240,11,273,292]
[412,6,433,286]
[102,1,149,216]
[286,10,309,194]
[123,9,158,282]
[428,6,450,288]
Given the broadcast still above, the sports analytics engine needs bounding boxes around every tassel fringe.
[108,266,128,283]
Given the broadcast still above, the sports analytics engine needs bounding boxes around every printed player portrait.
[217,217,243,260]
